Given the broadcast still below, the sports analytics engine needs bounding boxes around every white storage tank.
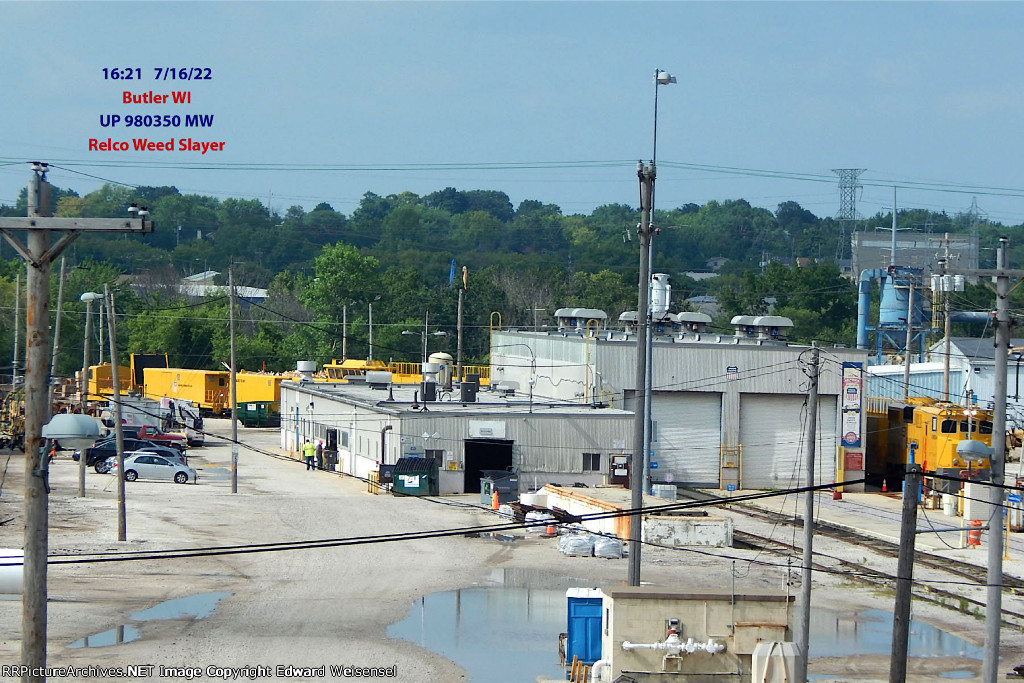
[428,352,454,389]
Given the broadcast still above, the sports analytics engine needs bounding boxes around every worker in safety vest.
[302,439,316,471]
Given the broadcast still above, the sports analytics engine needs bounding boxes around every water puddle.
[68,591,230,649]
[68,625,141,649]
[390,580,982,683]
[387,569,597,681]
[130,591,231,621]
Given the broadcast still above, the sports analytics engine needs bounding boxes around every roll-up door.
[740,394,837,489]
[650,391,722,487]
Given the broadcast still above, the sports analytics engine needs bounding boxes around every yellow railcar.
[319,358,490,386]
[870,397,992,492]
[233,372,286,403]
[143,368,231,415]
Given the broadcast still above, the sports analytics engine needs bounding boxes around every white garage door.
[651,391,722,487]
[740,394,837,489]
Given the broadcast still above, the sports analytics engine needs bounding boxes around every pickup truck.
[120,425,187,452]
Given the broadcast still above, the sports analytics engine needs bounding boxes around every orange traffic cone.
[832,487,842,501]
[491,490,499,510]
[545,524,556,536]
[882,478,888,493]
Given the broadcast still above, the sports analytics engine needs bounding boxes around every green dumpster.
[238,401,280,427]
[391,457,440,496]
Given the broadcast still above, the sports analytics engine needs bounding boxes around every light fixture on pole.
[629,68,675,588]
[402,311,446,365]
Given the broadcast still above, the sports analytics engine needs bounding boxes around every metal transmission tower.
[833,168,866,261]
[963,196,986,243]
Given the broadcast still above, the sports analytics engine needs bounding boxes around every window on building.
[583,452,601,472]
[426,449,444,460]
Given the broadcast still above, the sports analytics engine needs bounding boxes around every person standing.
[315,440,324,470]
[302,439,315,471]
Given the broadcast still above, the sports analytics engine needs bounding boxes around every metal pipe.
[380,424,392,465]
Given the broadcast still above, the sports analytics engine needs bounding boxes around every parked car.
[119,425,187,452]
[73,438,173,472]
[110,453,197,484]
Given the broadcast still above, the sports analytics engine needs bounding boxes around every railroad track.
[699,497,1024,629]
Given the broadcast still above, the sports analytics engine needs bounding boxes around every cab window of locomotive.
[959,420,976,433]
[979,420,993,434]
[940,420,957,434]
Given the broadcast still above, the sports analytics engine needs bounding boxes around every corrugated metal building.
[280,379,633,493]
[868,337,1024,428]
[491,329,870,490]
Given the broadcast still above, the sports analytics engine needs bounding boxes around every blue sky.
[2,2,1023,226]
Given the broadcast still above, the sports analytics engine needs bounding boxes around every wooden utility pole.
[941,235,952,402]
[0,163,152,682]
[795,345,819,683]
[49,257,66,388]
[456,282,465,384]
[13,274,20,389]
[229,267,238,493]
[628,160,655,587]
[889,464,923,683]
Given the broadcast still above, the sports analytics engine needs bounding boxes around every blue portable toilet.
[565,588,603,665]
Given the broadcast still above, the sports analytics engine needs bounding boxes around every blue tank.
[878,267,931,330]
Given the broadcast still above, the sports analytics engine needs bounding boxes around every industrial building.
[279,369,633,494]
[490,318,868,490]
[280,270,870,493]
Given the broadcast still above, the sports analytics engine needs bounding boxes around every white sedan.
[112,453,197,484]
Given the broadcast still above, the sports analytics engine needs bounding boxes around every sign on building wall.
[841,362,863,448]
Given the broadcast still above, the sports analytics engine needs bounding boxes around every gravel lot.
[0,419,1019,682]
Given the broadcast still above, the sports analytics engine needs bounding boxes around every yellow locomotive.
[868,397,992,492]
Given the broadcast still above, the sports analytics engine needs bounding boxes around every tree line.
[0,183,1017,380]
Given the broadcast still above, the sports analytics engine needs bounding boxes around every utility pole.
[368,303,374,361]
[889,463,923,683]
[943,237,1023,683]
[629,160,655,587]
[983,237,1011,683]
[13,274,20,389]
[0,163,152,681]
[941,235,952,402]
[49,257,66,391]
[456,286,465,384]
[106,285,126,542]
[902,279,914,400]
[229,267,238,493]
[795,345,819,683]
[342,304,347,361]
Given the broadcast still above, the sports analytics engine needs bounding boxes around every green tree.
[302,243,381,324]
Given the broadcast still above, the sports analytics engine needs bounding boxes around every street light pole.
[105,285,126,542]
[78,292,101,498]
[423,310,429,365]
